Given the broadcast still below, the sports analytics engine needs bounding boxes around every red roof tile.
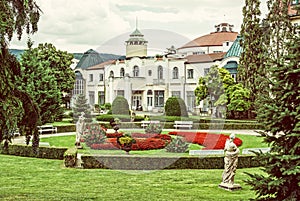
[179,32,238,49]
[186,52,226,63]
[87,60,116,70]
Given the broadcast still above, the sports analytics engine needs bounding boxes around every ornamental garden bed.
[168,131,243,150]
[81,128,242,152]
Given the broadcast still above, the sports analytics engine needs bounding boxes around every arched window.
[120,68,125,77]
[158,65,163,79]
[109,70,114,78]
[173,67,178,79]
[133,66,139,77]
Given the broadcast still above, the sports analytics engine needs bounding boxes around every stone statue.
[219,133,241,191]
[75,112,85,148]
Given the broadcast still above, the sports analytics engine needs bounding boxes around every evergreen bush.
[72,94,92,123]
[111,96,130,115]
[165,97,188,117]
[165,137,189,153]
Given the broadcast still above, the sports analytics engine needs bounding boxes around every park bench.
[173,121,193,129]
[38,125,57,135]
[141,120,160,128]
[242,148,270,154]
[189,150,224,155]
[12,128,21,137]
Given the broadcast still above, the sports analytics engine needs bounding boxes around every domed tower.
[125,26,148,58]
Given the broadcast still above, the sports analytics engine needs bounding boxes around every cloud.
[9,0,269,53]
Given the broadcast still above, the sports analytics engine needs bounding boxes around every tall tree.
[238,0,264,118]
[19,43,75,124]
[245,0,300,200]
[0,0,41,149]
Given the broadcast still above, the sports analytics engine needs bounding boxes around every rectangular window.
[89,91,95,105]
[187,69,194,79]
[154,90,164,107]
[187,91,196,111]
[99,73,104,81]
[171,91,181,98]
[89,74,93,82]
[98,91,105,105]
[117,90,124,97]
[204,68,210,76]
[73,79,84,95]
[147,97,153,106]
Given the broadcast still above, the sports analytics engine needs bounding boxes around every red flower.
[169,131,242,150]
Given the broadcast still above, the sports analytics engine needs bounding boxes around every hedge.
[57,125,76,133]
[55,122,263,131]
[81,155,261,170]
[0,144,68,160]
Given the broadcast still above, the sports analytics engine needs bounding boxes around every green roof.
[75,49,105,69]
[130,29,144,37]
[224,61,238,73]
[224,35,242,58]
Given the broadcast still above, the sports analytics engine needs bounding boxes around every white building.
[73,23,238,113]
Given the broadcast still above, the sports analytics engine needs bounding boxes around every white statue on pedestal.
[75,112,85,147]
[219,133,241,190]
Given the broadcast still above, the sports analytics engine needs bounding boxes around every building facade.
[74,23,238,113]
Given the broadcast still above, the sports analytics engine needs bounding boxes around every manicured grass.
[235,134,268,149]
[40,134,76,148]
[0,154,259,201]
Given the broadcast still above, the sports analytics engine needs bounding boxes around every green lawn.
[0,154,259,201]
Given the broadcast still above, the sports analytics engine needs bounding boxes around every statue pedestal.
[218,183,241,191]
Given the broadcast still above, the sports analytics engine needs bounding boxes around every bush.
[103,103,111,110]
[83,123,107,146]
[165,97,188,117]
[145,123,162,134]
[64,147,78,168]
[111,96,130,115]
[165,137,189,153]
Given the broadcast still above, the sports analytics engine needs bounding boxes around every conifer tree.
[238,0,264,118]
[72,94,92,123]
[245,0,300,200]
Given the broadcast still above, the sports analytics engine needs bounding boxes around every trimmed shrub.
[165,97,188,117]
[64,147,78,168]
[81,155,261,170]
[111,96,130,115]
[0,144,67,159]
[57,125,76,133]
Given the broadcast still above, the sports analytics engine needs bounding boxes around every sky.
[9,0,268,56]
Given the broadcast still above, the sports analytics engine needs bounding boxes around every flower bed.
[168,131,242,150]
[89,137,169,151]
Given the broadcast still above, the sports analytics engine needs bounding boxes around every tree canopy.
[245,0,300,200]
[0,0,41,149]
[194,65,250,119]
[19,43,75,124]
[238,0,264,118]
